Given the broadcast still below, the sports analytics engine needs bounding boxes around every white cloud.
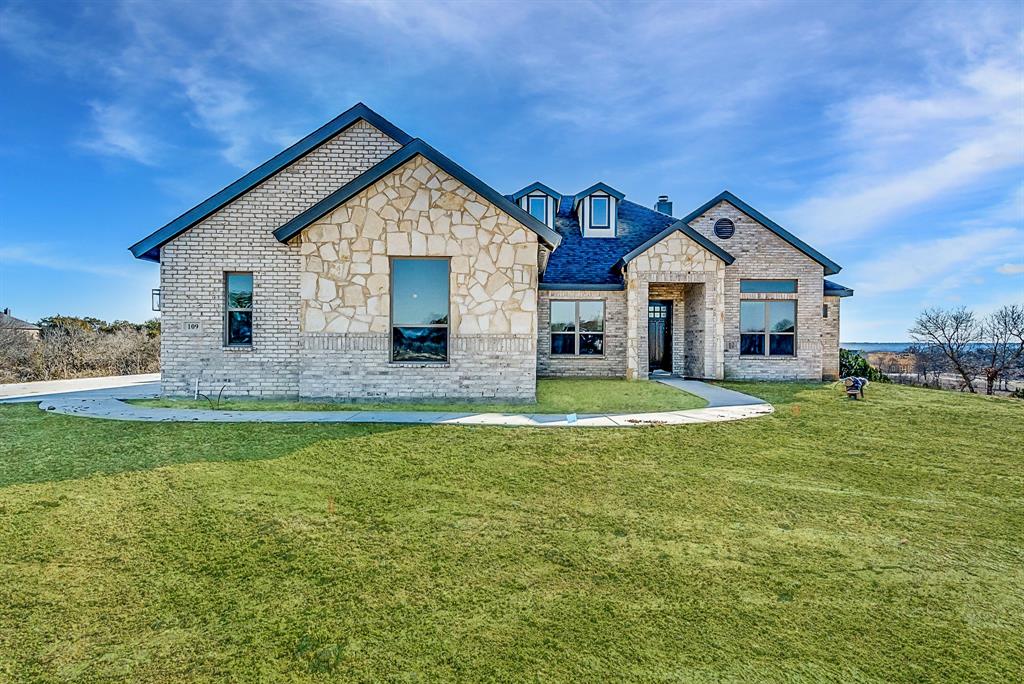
[997,263,1024,275]
[785,55,1024,246]
[853,227,1024,297]
[79,102,160,165]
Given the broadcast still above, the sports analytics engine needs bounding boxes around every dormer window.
[573,182,624,238]
[511,182,561,230]
[590,196,609,228]
[528,196,547,222]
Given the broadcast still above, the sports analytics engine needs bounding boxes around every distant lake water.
[842,343,999,353]
[842,343,914,353]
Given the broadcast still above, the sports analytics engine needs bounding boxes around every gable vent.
[714,218,735,239]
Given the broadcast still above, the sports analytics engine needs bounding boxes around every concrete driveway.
[0,373,161,404]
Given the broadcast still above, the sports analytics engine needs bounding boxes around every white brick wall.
[537,289,627,377]
[689,202,828,381]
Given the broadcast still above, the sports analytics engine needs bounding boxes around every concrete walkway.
[0,373,161,403]
[32,378,772,428]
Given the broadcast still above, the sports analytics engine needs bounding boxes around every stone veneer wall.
[624,232,725,380]
[688,201,827,381]
[537,289,627,377]
[159,121,401,396]
[821,295,841,380]
[296,156,539,401]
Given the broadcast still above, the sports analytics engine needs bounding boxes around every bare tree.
[909,307,980,393]
[977,304,1024,395]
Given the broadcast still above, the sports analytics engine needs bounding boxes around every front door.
[648,300,672,373]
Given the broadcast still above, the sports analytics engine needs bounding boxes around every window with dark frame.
[823,304,829,318]
[740,300,796,357]
[391,258,449,363]
[739,279,797,293]
[550,300,604,355]
[528,195,547,223]
[590,195,610,228]
[225,272,253,346]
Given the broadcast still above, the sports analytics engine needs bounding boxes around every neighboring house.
[0,308,41,341]
[130,104,852,401]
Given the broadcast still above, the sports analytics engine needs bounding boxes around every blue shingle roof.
[824,279,854,297]
[542,196,680,286]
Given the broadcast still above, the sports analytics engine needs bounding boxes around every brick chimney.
[654,195,672,216]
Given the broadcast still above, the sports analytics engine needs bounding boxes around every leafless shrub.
[909,307,981,393]
[0,315,160,382]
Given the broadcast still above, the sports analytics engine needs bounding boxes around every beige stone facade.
[296,156,539,400]
[622,232,726,380]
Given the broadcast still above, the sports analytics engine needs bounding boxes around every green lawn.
[0,383,1021,682]
[128,378,707,414]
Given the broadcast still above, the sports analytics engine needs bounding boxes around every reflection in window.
[528,196,547,222]
[391,258,449,362]
[739,300,796,357]
[551,300,604,355]
[590,196,609,227]
[225,272,253,346]
[739,279,797,293]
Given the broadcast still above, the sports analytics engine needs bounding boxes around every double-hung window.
[550,300,604,355]
[224,272,253,346]
[590,195,609,228]
[391,258,449,362]
[740,300,796,356]
[528,196,547,222]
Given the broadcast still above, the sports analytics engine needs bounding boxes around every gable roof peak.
[129,102,413,262]
[680,189,842,276]
[274,138,561,248]
[511,182,562,202]
[573,182,625,209]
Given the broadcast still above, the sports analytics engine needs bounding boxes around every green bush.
[840,348,891,383]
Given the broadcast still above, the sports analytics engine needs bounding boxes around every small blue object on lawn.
[566,413,578,424]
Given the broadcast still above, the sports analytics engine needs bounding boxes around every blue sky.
[1,0,1021,341]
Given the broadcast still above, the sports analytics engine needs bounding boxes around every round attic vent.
[714,218,735,239]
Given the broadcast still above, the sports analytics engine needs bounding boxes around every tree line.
[908,304,1024,395]
[0,315,160,383]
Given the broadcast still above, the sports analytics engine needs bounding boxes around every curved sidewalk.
[36,378,771,428]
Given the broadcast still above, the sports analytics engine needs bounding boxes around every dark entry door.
[648,301,672,372]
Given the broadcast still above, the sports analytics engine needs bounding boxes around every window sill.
[550,354,606,359]
[222,345,254,351]
[388,361,450,368]
[738,355,797,360]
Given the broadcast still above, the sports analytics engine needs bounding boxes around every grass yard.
[127,377,707,414]
[0,383,1021,682]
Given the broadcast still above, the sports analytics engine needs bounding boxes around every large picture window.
[740,300,796,356]
[391,258,449,362]
[224,272,253,346]
[550,300,604,355]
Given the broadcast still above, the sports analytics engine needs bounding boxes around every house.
[130,104,852,401]
[0,308,41,341]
